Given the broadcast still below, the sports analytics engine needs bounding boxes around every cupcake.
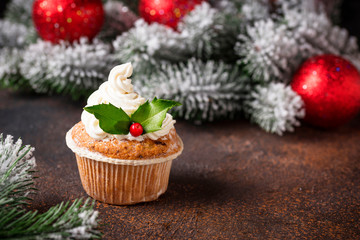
[66,62,183,205]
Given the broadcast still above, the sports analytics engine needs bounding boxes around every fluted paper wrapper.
[66,128,183,205]
[75,154,173,205]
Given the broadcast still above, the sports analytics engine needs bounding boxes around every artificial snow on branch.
[178,2,235,60]
[244,83,305,135]
[20,38,114,99]
[0,133,101,239]
[241,0,271,22]
[236,0,360,85]
[0,134,35,207]
[0,20,33,48]
[113,19,187,75]
[136,58,250,123]
[235,19,300,83]
[0,48,27,90]
[4,0,34,27]
[0,199,100,239]
[281,1,360,69]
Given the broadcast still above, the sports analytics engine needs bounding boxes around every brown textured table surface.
[0,89,359,239]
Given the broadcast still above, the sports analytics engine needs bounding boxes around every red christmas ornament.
[130,123,144,137]
[291,54,360,128]
[139,0,204,29]
[32,0,104,43]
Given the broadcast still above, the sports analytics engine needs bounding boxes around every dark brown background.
[1,0,360,239]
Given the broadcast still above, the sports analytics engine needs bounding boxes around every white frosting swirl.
[81,62,175,141]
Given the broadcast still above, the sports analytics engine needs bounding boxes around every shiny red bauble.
[139,0,204,29]
[291,54,360,128]
[32,0,104,43]
[130,123,144,137]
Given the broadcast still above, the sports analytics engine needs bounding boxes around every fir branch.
[240,0,271,22]
[4,0,34,27]
[236,0,360,84]
[0,134,35,207]
[235,19,300,83]
[0,48,30,91]
[244,83,305,135]
[113,19,187,75]
[135,59,250,123]
[20,38,115,99]
[0,133,101,239]
[178,2,240,61]
[281,1,360,69]
[212,0,242,14]
[0,198,100,239]
[0,20,34,48]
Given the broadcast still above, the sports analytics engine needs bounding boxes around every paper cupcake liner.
[75,154,173,205]
[66,128,183,205]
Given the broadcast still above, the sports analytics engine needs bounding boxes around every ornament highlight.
[32,0,104,43]
[130,123,144,137]
[138,0,204,29]
[291,55,360,128]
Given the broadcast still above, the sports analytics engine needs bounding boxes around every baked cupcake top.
[81,62,179,142]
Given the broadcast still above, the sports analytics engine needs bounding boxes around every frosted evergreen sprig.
[20,38,114,99]
[0,133,101,239]
[236,0,360,84]
[178,2,223,59]
[212,0,241,14]
[235,19,300,83]
[244,83,305,135]
[0,198,101,239]
[241,0,271,22]
[136,59,250,123]
[4,0,34,27]
[282,2,360,69]
[0,20,32,48]
[178,2,241,61]
[113,19,187,75]
[0,48,29,90]
[0,134,35,207]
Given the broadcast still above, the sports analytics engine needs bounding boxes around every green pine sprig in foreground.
[0,133,101,239]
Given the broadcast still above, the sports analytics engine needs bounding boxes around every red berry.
[130,123,143,137]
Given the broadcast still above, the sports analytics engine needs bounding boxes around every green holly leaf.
[131,97,181,133]
[84,103,131,135]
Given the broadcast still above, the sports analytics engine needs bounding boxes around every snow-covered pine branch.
[5,0,34,27]
[0,48,27,90]
[0,20,34,48]
[135,58,250,123]
[20,38,114,99]
[241,0,271,22]
[244,83,305,135]
[113,19,187,75]
[178,2,239,60]
[235,0,360,84]
[282,0,360,69]
[235,19,300,83]
[0,134,35,207]
[0,133,101,239]
[0,198,101,239]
